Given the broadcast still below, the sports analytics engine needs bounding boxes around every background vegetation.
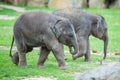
[0,5,120,80]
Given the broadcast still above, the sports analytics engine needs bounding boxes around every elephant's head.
[91,15,108,59]
[50,16,79,55]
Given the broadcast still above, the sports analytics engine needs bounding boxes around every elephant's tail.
[9,36,14,58]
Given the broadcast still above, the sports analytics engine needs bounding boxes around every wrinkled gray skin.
[53,8,108,61]
[9,11,79,69]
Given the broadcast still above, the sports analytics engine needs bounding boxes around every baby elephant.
[10,11,79,70]
[53,8,108,61]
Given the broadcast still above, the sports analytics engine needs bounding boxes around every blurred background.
[0,0,120,9]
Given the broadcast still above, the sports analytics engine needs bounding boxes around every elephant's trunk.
[69,46,76,55]
[103,33,108,59]
[69,40,79,55]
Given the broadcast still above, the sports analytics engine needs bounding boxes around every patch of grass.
[0,26,13,46]
[0,20,16,27]
[0,49,118,80]
[0,8,21,16]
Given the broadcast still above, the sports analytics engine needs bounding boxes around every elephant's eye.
[69,34,73,37]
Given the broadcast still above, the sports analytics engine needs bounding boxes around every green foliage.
[0,6,120,80]
[0,8,20,16]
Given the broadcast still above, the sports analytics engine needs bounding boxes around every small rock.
[89,0,106,8]
[115,52,120,55]
[75,63,120,80]
[92,50,98,53]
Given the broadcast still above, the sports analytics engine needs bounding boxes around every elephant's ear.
[52,20,62,38]
[49,16,62,38]
[96,17,103,33]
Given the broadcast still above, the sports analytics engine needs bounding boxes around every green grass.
[0,5,120,80]
[0,8,21,16]
[0,49,118,80]
[0,20,16,27]
[0,26,13,46]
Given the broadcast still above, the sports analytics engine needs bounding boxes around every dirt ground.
[22,76,57,80]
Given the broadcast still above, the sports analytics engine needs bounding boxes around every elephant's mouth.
[99,35,105,40]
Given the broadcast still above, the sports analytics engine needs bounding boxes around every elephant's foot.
[11,52,19,65]
[84,58,92,62]
[19,59,27,67]
[58,62,67,70]
[84,54,91,62]
[72,53,84,60]
[19,62,27,68]
[59,65,67,70]
[37,64,45,68]
[72,54,79,60]
[12,57,19,65]
[72,55,77,60]
[64,56,68,60]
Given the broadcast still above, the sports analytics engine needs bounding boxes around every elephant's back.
[53,8,90,31]
[14,10,54,35]
[19,11,51,26]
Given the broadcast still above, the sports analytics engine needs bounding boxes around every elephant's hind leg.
[18,51,27,67]
[37,46,50,68]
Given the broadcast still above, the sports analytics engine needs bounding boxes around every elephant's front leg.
[18,52,27,67]
[37,46,50,68]
[60,45,67,60]
[84,37,91,62]
[52,43,66,70]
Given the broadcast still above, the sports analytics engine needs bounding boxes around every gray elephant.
[53,8,108,61]
[9,11,79,69]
